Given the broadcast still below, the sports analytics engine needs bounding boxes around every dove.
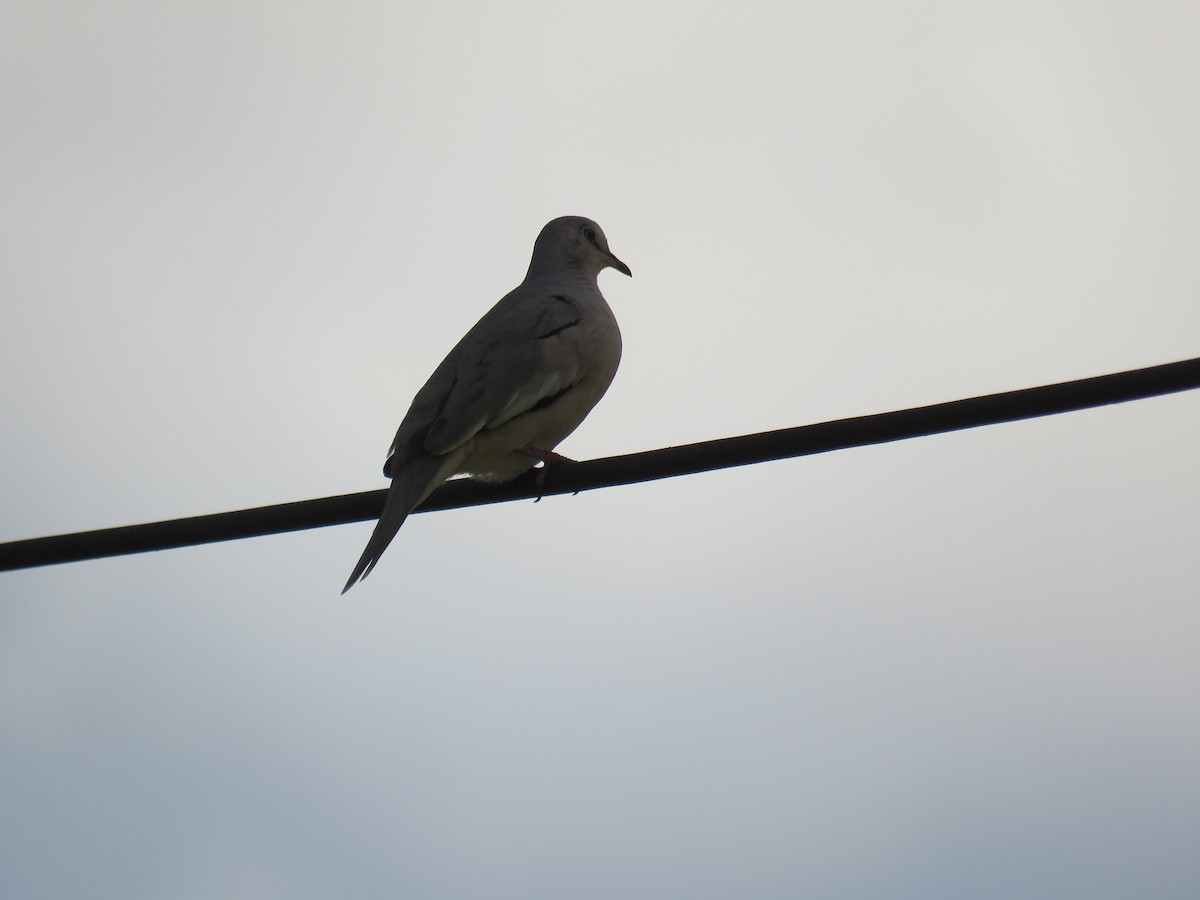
[342,215,630,593]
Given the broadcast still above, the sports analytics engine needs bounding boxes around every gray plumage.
[343,216,629,593]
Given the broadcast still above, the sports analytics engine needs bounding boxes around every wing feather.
[418,291,588,456]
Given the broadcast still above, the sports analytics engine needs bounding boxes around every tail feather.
[342,454,456,594]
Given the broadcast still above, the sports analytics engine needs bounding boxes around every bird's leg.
[518,447,576,465]
[517,447,577,501]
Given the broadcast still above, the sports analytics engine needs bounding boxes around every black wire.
[2,356,1198,572]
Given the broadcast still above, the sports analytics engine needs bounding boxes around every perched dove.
[342,216,630,593]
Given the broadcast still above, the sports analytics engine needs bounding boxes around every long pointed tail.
[342,454,456,594]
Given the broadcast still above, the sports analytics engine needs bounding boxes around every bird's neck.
[525,259,597,287]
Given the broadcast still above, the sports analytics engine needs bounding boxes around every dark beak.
[607,252,632,277]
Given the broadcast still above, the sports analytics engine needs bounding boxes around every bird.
[342,215,630,593]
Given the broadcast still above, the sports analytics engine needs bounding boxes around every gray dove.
[343,215,630,593]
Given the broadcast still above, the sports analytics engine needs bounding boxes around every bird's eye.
[583,227,597,243]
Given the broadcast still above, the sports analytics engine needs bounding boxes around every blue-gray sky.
[3,3,1199,898]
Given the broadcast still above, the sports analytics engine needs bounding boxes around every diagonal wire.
[2,356,1198,572]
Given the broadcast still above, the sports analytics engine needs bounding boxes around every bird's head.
[529,216,632,280]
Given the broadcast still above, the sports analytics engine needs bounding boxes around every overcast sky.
[2,2,1199,898]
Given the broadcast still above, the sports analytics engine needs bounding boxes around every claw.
[518,446,575,502]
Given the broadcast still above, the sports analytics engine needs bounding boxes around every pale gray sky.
[2,2,1199,898]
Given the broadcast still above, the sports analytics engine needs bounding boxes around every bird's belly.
[458,369,615,483]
